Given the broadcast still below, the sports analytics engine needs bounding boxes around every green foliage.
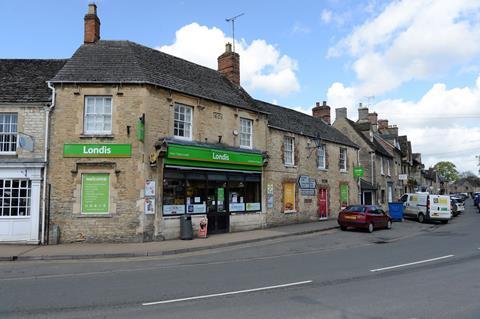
[433,161,459,182]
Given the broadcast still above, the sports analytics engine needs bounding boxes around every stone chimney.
[84,3,100,44]
[312,101,331,124]
[218,43,240,86]
[358,103,369,122]
[368,112,378,125]
[335,107,347,120]
[378,119,389,130]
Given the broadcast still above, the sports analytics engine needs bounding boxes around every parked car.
[400,193,452,224]
[338,205,392,233]
[474,193,480,212]
[451,198,464,217]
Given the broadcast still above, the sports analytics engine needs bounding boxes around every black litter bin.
[180,214,193,240]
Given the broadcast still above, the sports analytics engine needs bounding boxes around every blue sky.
[1,0,480,174]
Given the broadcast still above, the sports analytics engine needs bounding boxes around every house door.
[363,191,373,205]
[318,188,328,219]
[206,179,229,234]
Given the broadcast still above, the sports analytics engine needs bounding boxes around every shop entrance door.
[207,178,229,234]
[363,191,373,205]
[318,188,328,219]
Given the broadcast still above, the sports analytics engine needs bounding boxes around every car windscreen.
[344,206,366,213]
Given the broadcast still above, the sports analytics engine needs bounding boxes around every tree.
[433,161,459,182]
[459,171,480,186]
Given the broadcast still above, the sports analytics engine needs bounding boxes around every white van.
[399,193,452,224]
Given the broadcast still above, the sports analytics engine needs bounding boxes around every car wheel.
[386,220,392,229]
[441,220,449,224]
[340,226,347,231]
[367,223,374,233]
[418,213,425,223]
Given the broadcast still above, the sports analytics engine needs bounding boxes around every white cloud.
[328,0,480,96]
[158,23,300,96]
[321,9,332,24]
[291,22,310,34]
[327,76,480,173]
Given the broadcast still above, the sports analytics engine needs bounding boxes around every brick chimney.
[312,101,331,124]
[218,43,240,86]
[368,112,378,125]
[358,103,369,122]
[84,3,100,44]
[378,119,389,130]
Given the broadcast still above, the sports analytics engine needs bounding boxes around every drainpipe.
[41,81,55,244]
[357,149,361,204]
[370,151,375,203]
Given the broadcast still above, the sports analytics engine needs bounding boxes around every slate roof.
[51,40,263,112]
[345,119,392,157]
[254,100,358,148]
[0,59,67,103]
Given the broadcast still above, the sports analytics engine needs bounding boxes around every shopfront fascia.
[161,143,264,220]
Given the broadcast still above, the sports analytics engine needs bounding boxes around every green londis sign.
[165,144,263,171]
[63,144,132,158]
[81,173,110,214]
[353,166,364,177]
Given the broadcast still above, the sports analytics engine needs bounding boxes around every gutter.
[40,81,55,245]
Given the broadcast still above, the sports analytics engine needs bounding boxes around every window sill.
[77,213,113,218]
[283,210,297,214]
[0,152,17,156]
[172,136,192,141]
[340,170,348,174]
[80,134,114,139]
[284,164,297,168]
[239,145,253,150]
[317,167,327,171]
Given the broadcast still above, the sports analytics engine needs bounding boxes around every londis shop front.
[160,142,264,235]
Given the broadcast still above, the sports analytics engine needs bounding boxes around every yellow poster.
[283,183,295,212]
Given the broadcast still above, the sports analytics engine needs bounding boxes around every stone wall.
[264,128,359,226]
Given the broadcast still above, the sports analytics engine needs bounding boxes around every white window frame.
[0,179,31,218]
[239,118,253,149]
[284,136,294,166]
[387,160,391,176]
[317,144,326,169]
[339,147,347,171]
[0,113,18,154]
[380,157,385,175]
[84,96,112,135]
[173,103,193,140]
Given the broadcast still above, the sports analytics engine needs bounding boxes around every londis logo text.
[212,152,229,161]
[83,145,112,155]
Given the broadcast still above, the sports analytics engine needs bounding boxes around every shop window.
[84,96,112,135]
[229,175,245,212]
[185,173,206,214]
[317,144,326,169]
[283,182,296,212]
[284,136,294,166]
[240,118,253,149]
[81,173,110,214]
[174,103,192,140]
[162,171,186,215]
[0,179,31,217]
[244,175,261,211]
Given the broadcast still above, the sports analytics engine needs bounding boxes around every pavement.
[0,219,339,261]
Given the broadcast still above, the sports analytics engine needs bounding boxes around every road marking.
[142,280,313,306]
[370,255,454,272]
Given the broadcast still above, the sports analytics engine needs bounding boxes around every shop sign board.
[144,198,155,215]
[298,175,316,189]
[229,203,245,212]
[187,204,206,214]
[353,166,364,178]
[166,144,263,169]
[81,173,110,214]
[246,202,261,211]
[267,184,274,209]
[163,205,185,215]
[300,189,315,196]
[398,174,408,180]
[283,183,296,212]
[340,184,349,207]
[64,144,132,158]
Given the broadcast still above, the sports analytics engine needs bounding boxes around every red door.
[318,188,328,219]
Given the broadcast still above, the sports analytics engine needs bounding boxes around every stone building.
[0,59,66,243]
[47,4,270,242]
[333,106,397,207]
[257,100,359,225]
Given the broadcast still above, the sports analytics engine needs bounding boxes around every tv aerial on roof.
[226,13,245,53]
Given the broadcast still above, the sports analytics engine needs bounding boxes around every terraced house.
[44,4,362,243]
[0,59,66,243]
